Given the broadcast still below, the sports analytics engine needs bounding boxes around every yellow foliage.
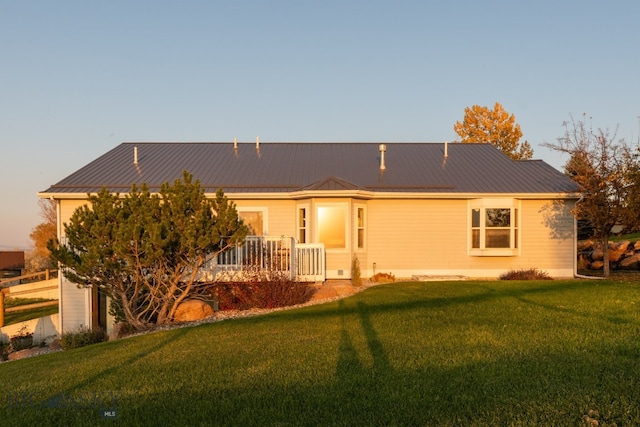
[454,102,533,160]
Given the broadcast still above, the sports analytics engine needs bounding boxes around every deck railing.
[203,236,325,282]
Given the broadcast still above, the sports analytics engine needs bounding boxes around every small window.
[356,207,365,249]
[298,207,307,243]
[238,209,266,236]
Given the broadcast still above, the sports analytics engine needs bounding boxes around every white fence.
[202,236,325,282]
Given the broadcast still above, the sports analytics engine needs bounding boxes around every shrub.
[1,342,10,361]
[500,268,552,280]
[210,271,316,311]
[60,327,107,350]
[371,272,395,283]
[351,254,362,287]
[9,325,34,351]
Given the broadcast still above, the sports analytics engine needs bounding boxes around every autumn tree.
[544,115,635,277]
[48,172,249,330]
[26,199,57,272]
[454,102,534,160]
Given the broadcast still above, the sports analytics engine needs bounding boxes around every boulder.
[619,254,640,270]
[577,240,595,252]
[590,261,604,270]
[173,299,215,322]
[608,241,630,262]
[591,248,604,261]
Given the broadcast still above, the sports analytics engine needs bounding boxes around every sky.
[1,1,639,250]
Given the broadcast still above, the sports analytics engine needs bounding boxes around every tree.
[454,102,534,160]
[48,171,249,330]
[26,199,57,272]
[543,115,635,277]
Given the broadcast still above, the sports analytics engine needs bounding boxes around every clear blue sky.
[1,1,639,249]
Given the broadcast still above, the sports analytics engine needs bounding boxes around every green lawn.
[3,297,58,325]
[1,279,639,426]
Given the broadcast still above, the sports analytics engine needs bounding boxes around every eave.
[39,190,583,201]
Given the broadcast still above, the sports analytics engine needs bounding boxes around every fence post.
[0,289,5,327]
[46,269,50,280]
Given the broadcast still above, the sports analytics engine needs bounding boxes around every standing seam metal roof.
[41,142,580,195]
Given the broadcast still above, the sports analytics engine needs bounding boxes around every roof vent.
[233,137,238,150]
[444,141,448,158]
[256,136,260,150]
[134,146,138,165]
[379,144,386,170]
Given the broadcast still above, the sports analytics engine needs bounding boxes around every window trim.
[468,199,520,256]
[355,204,366,251]
[296,204,309,243]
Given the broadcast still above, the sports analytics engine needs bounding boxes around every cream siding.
[232,199,297,237]
[52,193,577,331]
[364,198,576,279]
[58,199,92,332]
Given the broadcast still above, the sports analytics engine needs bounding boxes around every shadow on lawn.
[59,326,194,394]
[274,279,603,323]
[336,300,392,379]
[96,340,640,426]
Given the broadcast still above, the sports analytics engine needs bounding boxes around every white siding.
[58,200,92,332]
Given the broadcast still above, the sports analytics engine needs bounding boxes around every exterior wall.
[364,198,576,279]
[55,194,577,332]
[58,199,92,333]
[233,199,297,237]
[0,314,60,344]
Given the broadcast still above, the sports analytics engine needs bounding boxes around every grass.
[1,279,640,426]
[3,297,58,326]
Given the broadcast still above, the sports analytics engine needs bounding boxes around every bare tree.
[544,114,634,277]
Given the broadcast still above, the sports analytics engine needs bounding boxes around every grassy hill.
[1,279,639,426]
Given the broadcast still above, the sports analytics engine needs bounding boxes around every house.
[0,251,25,280]
[39,141,580,333]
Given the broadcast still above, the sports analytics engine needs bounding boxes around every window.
[238,209,267,236]
[297,207,307,243]
[469,200,519,255]
[356,206,365,249]
[317,205,347,249]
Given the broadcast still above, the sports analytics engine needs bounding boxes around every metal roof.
[41,142,580,196]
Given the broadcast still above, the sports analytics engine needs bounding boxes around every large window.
[469,200,519,255]
[317,205,347,249]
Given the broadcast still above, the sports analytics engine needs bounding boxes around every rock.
[609,241,630,262]
[173,299,215,322]
[108,322,135,340]
[590,261,604,270]
[619,253,640,270]
[577,240,594,252]
[591,248,604,261]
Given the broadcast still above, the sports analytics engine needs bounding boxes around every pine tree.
[49,171,248,330]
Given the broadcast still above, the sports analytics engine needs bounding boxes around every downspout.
[573,194,604,279]
[53,197,64,333]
